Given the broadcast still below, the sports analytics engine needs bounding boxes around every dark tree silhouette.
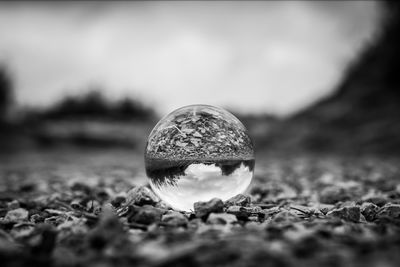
[42,90,156,121]
[0,65,13,121]
[115,97,156,121]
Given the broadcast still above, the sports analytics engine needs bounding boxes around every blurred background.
[0,1,399,156]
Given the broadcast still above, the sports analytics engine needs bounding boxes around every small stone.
[0,232,21,255]
[193,131,203,138]
[359,214,367,223]
[363,197,388,207]
[326,208,347,219]
[345,206,361,222]
[319,186,350,204]
[247,216,259,222]
[181,128,195,134]
[226,205,262,220]
[44,215,68,226]
[95,188,113,202]
[111,194,126,208]
[290,205,312,215]
[318,204,335,215]
[102,203,115,212]
[70,181,92,195]
[4,208,29,222]
[243,206,262,214]
[70,199,85,210]
[207,213,237,225]
[260,207,281,218]
[226,206,245,217]
[11,224,35,239]
[194,198,224,219]
[155,201,172,210]
[125,186,159,206]
[361,202,379,221]
[7,200,20,210]
[19,181,36,192]
[271,210,301,223]
[161,211,188,227]
[326,206,360,222]
[30,214,45,223]
[187,218,203,231]
[376,204,400,220]
[176,141,188,147]
[224,194,251,207]
[128,205,163,225]
[88,208,125,251]
[90,200,102,215]
[28,224,57,255]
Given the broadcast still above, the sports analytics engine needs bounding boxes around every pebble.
[88,208,124,250]
[194,198,224,219]
[376,204,400,219]
[27,224,57,255]
[69,181,92,195]
[360,202,379,221]
[326,206,360,222]
[70,199,86,210]
[111,194,126,208]
[363,197,388,207]
[247,216,259,222]
[207,213,237,225]
[11,224,35,239]
[128,205,163,225]
[224,194,251,207]
[261,207,281,218]
[187,218,203,231]
[271,210,301,224]
[226,205,262,220]
[317,204,335,215]
[319,186,350,204]
[94,188,112,202]
[125,186,159,206]
[244,206,262,214]
[226,206,248,220]
[161,211,188,227]
[7,200,20,210]
[4,208,29,223]
[30,214,45,224]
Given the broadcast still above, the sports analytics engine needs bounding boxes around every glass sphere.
[144,104,254,211]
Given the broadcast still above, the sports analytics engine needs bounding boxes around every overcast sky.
[0,1,382,116]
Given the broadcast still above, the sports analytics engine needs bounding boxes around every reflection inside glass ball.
[144,105,254,211]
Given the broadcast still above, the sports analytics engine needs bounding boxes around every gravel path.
[1,150,400,267]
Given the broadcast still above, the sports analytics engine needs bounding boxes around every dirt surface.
[1,149,400,267]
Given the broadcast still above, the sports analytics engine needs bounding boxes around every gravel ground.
[1,149,400,267]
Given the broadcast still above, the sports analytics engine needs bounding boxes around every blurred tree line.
[40,90,157,122]
[0,63,157,123]
[0,68,157,149]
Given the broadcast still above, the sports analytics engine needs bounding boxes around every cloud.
[0,1,382,115]
[150,162,253,211]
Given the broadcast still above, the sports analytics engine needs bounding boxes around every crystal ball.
[144,104,254,211]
